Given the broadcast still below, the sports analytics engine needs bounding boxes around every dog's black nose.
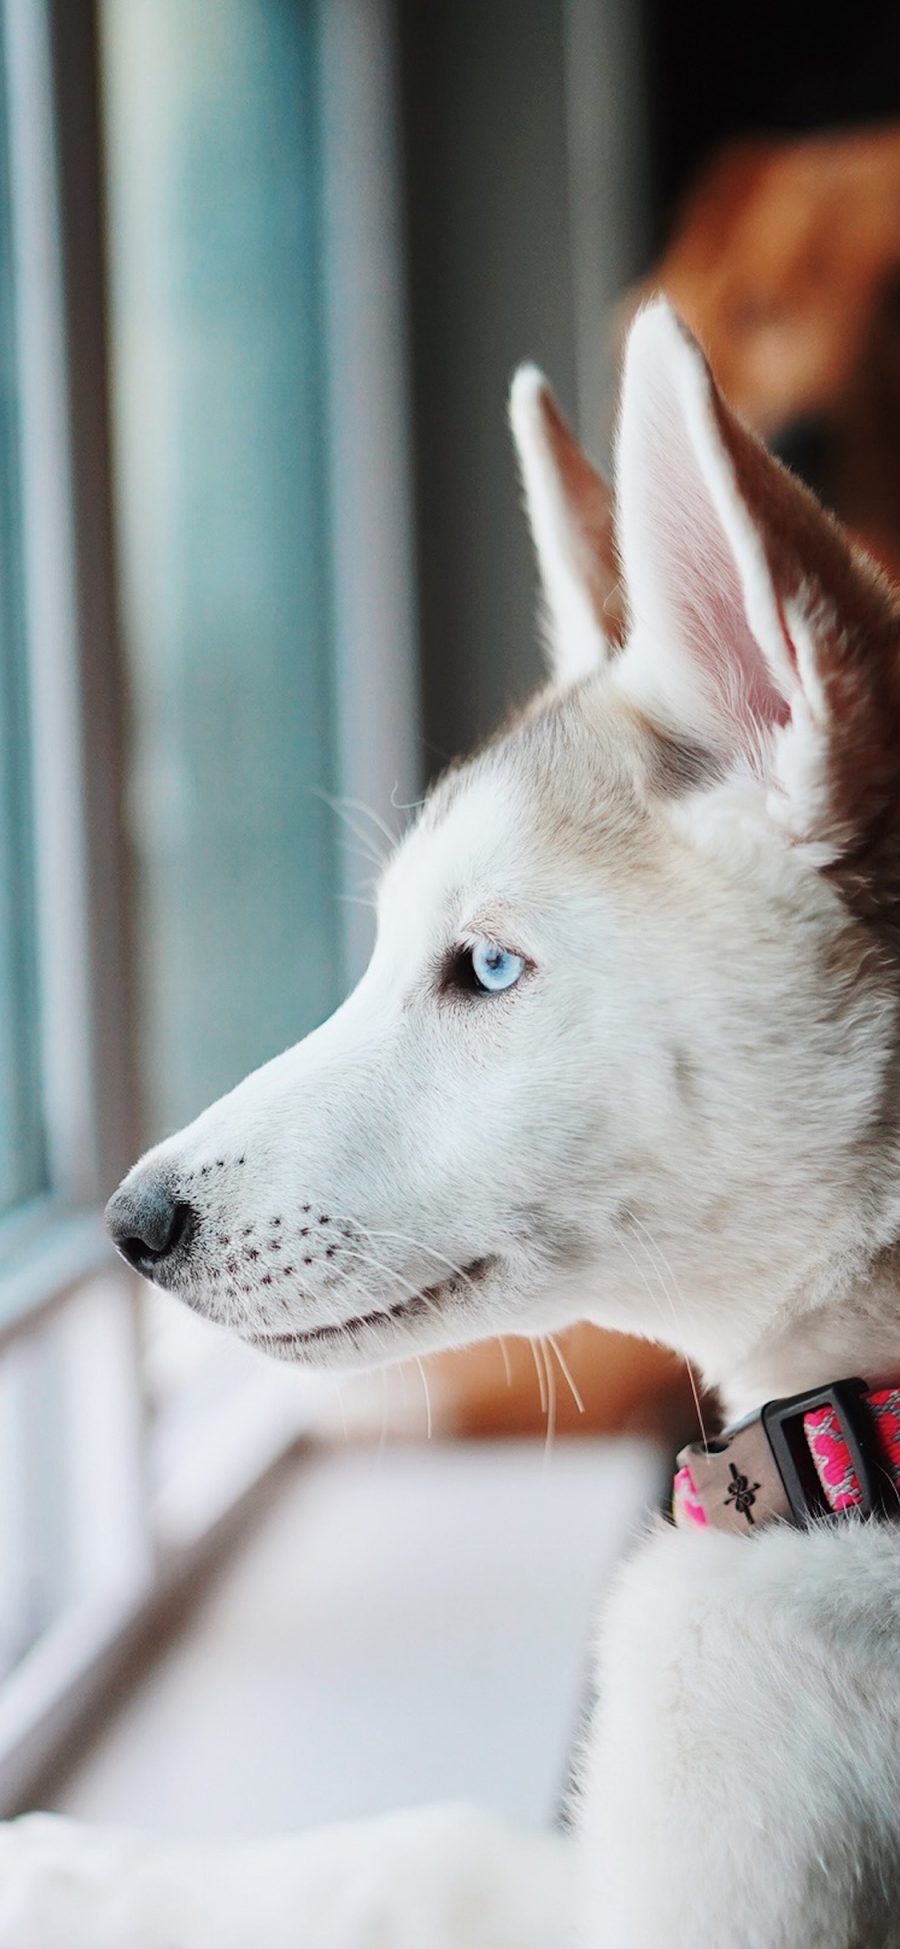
[105,1181,194,1277]
[770,415,835,501]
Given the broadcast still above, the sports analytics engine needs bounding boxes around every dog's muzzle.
[105,1178,195,1279]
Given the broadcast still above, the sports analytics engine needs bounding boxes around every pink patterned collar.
[673,1376,900,1533]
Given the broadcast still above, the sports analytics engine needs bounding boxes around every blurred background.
[2,0,900,1838]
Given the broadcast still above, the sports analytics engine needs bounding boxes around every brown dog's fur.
[636,125,900,582]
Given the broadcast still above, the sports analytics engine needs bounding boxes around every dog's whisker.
[317,790,394,866]
[335,794,398,852]
[625,1213,709,1453]
[389,782,425,813]
[414,1356,434,1440]
[539,1335,557,1461]
[336,1238,434,1309]
[528,1334,549,1416]
[547,1333,585,1416]
[358,1226,488,1297]
[335,834,387,875]
[613,1217,708,1454]
[610,1214,679,1347]
[496,1335,513,1388]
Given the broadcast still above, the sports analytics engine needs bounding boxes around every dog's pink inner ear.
[535,386,625,649]
[616,300,900,879]
[509,366,623,685]
[617,301,899,725]
[616,318,793,752]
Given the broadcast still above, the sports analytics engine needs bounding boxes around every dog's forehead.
[379,684,646,938]
[379,761,531,934]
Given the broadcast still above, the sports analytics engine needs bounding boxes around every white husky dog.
[6,296,900,1947]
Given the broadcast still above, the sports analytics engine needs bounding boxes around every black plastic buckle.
[761,1377,888,1526]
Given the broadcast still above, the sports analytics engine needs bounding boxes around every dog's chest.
[575,1517,900,1946]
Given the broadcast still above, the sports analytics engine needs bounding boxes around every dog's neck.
[714,1241,900,1424]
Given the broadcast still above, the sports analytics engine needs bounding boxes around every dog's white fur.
[8,298,900,1945]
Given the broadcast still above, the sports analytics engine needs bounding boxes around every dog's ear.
[615,299,900,881]
[509,366,625,685]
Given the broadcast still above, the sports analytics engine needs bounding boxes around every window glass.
[0,19,45,1219]
[101,0,342,1144]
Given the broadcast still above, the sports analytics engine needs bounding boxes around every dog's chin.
[238,1256,503,1371]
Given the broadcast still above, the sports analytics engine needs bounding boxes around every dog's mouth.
[249,1256,496,1357]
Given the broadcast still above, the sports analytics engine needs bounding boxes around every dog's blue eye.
[470,939,526,994]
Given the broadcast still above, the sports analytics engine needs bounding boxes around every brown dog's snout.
[106,1178,195,1279]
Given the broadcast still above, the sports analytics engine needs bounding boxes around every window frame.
[0,0,422,1815]
[0,0,152,1809]
[0,0,132,1330]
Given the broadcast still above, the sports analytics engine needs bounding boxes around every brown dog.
[636,124,900,581]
